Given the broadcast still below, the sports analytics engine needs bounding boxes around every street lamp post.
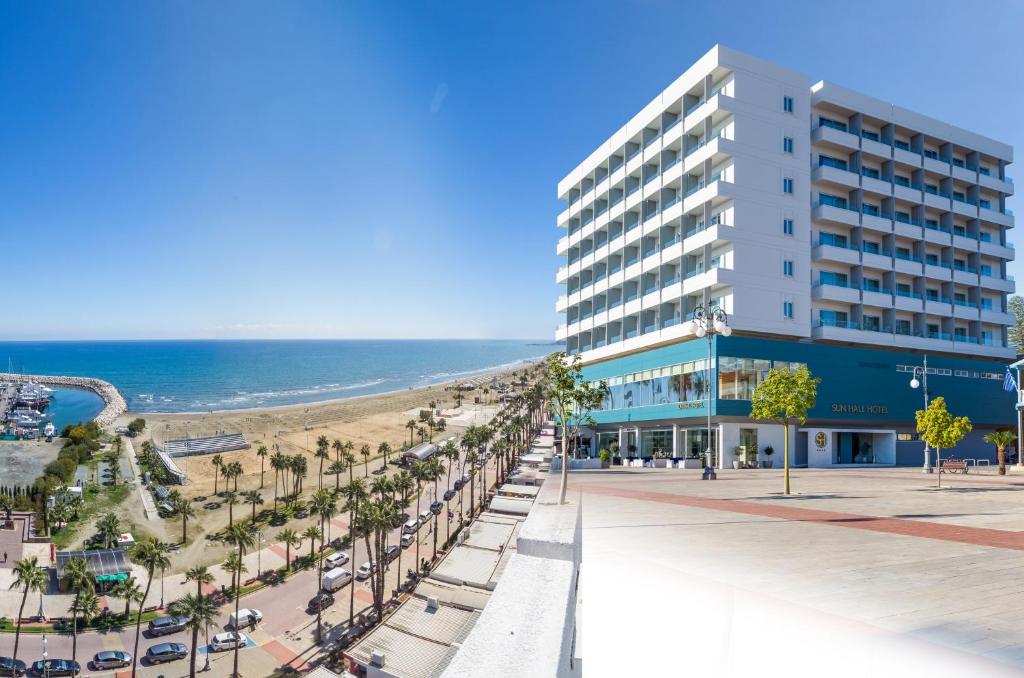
[692,304,732,480]
[256,531,265,576]
[910,354,931,473]
[159,562,165,609]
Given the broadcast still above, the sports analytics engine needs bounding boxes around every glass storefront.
[835,432,875,464]
[718,357,771,400]
[687,428,716,459]
[641,429,673,458]
[594,431,618,457]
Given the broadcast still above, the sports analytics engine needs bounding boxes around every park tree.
[983,430,1017,476]
[544,352,609,504]
[916,396,973,487]
[749,365,820,496]
[1008,296,1024,353]
[127,418,147,436]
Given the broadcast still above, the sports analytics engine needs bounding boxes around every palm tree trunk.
[232,546,243,678]
[999,446,1007,475]
[132,575,155,678]
[260,458,265,489]
[349,499,358,627]
[71,596,79,670]
[414,485,422,576]
[190,625,199,678]
[12,587,28,674]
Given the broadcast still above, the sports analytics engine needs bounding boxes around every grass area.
[0,608,162,634]
[50,482,131,549]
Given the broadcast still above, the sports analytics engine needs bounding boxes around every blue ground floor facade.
[578,335,1017,468]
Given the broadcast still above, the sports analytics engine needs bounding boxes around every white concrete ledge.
[516,473,580,563]
[441,554,578,678]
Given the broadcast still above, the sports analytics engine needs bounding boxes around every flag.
[1004,367,1017,393]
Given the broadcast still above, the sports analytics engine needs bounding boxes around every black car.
[308,591,335,612]
[145,643,187,665]
[453,479,465,490]
[443,489,457,501]
[0,657,26,677]
[30,660,79,677]
[148,615,188,636]
[429,501,443,515]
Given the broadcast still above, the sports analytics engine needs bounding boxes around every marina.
[0,379,55,440]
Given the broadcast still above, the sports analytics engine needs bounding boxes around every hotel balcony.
[812,242,860,266]
[981,308,1015,325]
[980,206,1014,228]
[812,320,897,347]
[812,280,860,304]
[980,274,1015,294]
[811,124,859,151]
[979,172,1013,195]
[813,202,859,228]
[979,240,1014,260]
[812,164,859,190]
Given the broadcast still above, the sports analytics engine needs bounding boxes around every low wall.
[0,373,127,427]
[549,457,603,471]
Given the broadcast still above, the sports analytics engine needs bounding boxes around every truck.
[321,567,353,592]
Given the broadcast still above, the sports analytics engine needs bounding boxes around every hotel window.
[895,140,911,151]
[719,357,771,400]
[783,301,794,318]
[896,433,917,441]
[925,254,939,266]
[862,241,880,255]
[926,323,940,338]
[819,309,849,328]
[783,218,794,235]
[980,199,991,209]
[783,260,793,276]
[925,184,938,195]
[982,330,994,345]
[862,203,880,216]
[862,130,880,142]
[981,264,992,276]
[862,278,881,292]
[783,96,794,113]
[783,177,794,194]
[895,319,912,335]
[819,271,849,287]
[924,149,939,159]
[819,154,848,170]
[783,136,794,154]
[896,283,912,297]
[863,315,881,332]
[981,297,993,310]
[926,288,939,301]
[896,246,911,260]
[861,166,880,179]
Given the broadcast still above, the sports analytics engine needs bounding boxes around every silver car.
[92,651,131,670]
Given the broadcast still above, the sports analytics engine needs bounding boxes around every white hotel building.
[556,45,1016,467]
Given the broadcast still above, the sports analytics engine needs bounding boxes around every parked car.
[307,591,335,613]
[443,489,457,501]
[228,608,263,629]
[355,561,372,580]
[0,657,26,677]
[418,510,431,525]
[145,643,187,665]
[453,478,464,490]
[91,651,131,670]
[324,551,349,569]
[401,533,415,548]
[210,632,249,652]
[30,660,79,676]
[148,615,188,636]
[321,567,353,592]
[402,518,419,534]
[429,501,443,515]
[385,545,399,562]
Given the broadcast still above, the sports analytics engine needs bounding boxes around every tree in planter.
[749,365,820,495]
[983,429,1017,476]
[544,352,609,505]
[762,445,775,468]
[916,397,972,487]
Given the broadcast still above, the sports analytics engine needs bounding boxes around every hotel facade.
[555,45,1016,468]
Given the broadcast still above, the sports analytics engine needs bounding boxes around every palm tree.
[63,557,96,669]
[170,593,217,678]
[328,460,345,492]
[427,457,445,559]
[311,489,336,548]
[185,565,214,598]
[10,556,46,672]
[96,512,120,549]
[276,528,301,572]
[222,552,247,591]
[256,444,269,488]
[342,478,368,627]
[441,442,459,543]
[378,441,392,469]
[174,496,195,543]
[229,461,243,492]
[129,539,171,678]
[302,525,322,563]
[242,489,264,523]
[464,449,480,520]
[212,454,224,495]
[332,438,345,464]
[69,589,99,668]
[360,443,371,476]
[224,491,238,527]
[406,419,418,446]
[315,435,330,488]
[110,576,143,618]
[410,461,429,576]
[270,450,287,512]
[417,426,428,443]
[225,523,257,678]
[984,429,1018,476]
[435,418,447,437]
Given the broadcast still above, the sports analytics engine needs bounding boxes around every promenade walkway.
[573,467,1024,678]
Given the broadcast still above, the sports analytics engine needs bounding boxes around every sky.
[1,0,1022,341]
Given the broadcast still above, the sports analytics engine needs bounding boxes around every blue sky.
[1,1,1021,341]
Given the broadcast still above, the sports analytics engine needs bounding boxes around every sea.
[1,339,555,418]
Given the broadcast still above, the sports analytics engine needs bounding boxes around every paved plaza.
[573,467,1024,677]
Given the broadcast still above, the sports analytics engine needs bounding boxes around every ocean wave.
[421,357,541,383]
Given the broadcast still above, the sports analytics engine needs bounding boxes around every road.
[5,446,502,677]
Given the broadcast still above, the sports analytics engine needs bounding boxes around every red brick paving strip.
[262,638,312,672]
[579,484,1024,550]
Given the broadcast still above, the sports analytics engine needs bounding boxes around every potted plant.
[610,441,622,465]
[598,448,611,468]
[732,446,744,469]
[762,445,774,468]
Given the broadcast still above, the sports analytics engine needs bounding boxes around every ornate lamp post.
[692,304,731,480]
[909,355,931,473]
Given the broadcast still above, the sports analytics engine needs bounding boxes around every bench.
[939,459,968,474]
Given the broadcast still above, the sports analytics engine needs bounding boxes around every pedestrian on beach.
[2,551,6,562]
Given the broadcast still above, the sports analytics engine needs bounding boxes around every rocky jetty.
[0,373,127,426]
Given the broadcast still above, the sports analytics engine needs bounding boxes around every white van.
[403,518,419,534]
[228,608,262,629]
[321,567,353,592]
